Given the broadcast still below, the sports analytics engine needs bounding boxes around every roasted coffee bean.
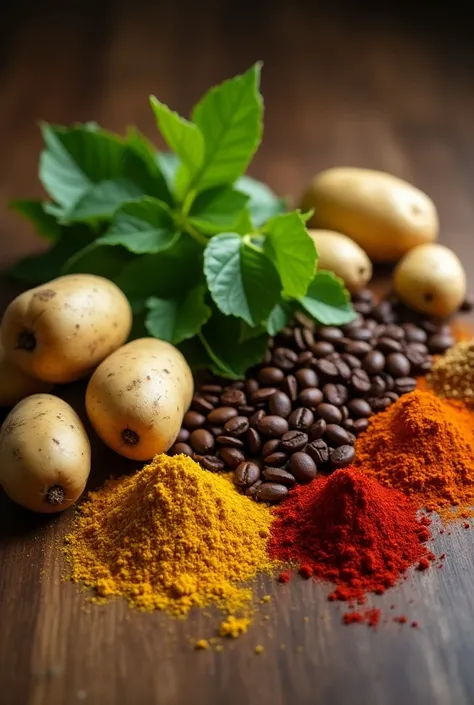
[340,405,349,420]
[298,388,324,409]
[287,452,317,482]
[191,395,215,414]
[325,424,351,447]
[353,418,369,434]
[323,383,348,406]
[258,415,289,438]
[245,378,259,396]
[342,353,363,369]
[353,289,375,304]
[370,375,386,396]
[330,444,355,469]
[296,351,314,368]
[202,394,219,406]
[220,389,246,407]
[207,406,238,425]
[249,409,266,428]
[394,377,417,394]
[262,439,281,457]
[237,405,256,417]
[326,351,342,362]
[308,418,327,441]
[169,442,194,457]
[354,301,374,315]
[428,334,454,354]
[281,374,298,402]
[380,372,395,391]
[311,341,335,358]
[272,347,298,370]
[219,446,246,469]
[269,391,292,418]
[264,452,289,467]
[377,337,403,354]
[404,348,426,371]
[404,325,428,343]
[333,358,352,380]
[289,407,315,430]
[386,352,411,378]
[258,366,284,385]
[201,384,223,395]
[280,430,309,452]
[250,387,278,404]
[347,327,373,342]
[347,398,372,418]
[314,359,339,380]
[384,324,405,340]
[405,342,428,355]
[176,427,190,443]
[293,327,306,350]
[344,340,372,357]
[369,396,392,412]
[215,435,245,449]
[363,350,385,376]
[302,328,315,347]
[306,439,329,465]
[422,320,445,334]
[295,368,319,389]
[246,427,262,455]
[319,326,345,343]
[234,461,261,488]
[190,429,215,454]
[341,418,354,432]
[350,369,371,394]
[263,466,295,485]
[346,431,356,445]
[316,403,342,424]
[224,415,250,436]
[245,479,263,497]
[385,391,400,402]
[460,293,474,311]
[209,426,224,437]
[183,410,207,430]
[256,483,289,502]
[230,381,245,390]
[372,300,395,323]
[195,454,225,472]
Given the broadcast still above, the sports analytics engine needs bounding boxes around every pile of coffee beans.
[170,290,456,502]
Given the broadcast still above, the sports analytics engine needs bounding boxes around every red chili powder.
[343,608,381,627]
[269,467,432,602]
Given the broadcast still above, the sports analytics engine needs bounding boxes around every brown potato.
[308,229,372,293]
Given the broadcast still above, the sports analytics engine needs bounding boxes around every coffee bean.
[201,384,223,395]
[340,405,349,420]
[219,447,246,469]
[265,452,289,467]
[302,328,315,347]
[209,426,224,437]
[347,327,373,342]
[353,289,375,304]
[183,410,207,430]
[341,353,363,369]
[234,461,261,488]
[191,395,215,414]
[333,358,352,380]
[460,293,474,311]
[230,381,245,390]
[169,442,194,457]
[220,389,246,407]
[202,394,219,406]
[281,375,298,402]
[384,324,405,340]
[316,403,342,424]
[289,407,315,430]
[347,398,372,418]
[237,405,256,417]
[341,418,354,432]
[404,325,428,344]
[296,352,313,369]
[249,409,266,428]
[295,368,319,389]
[258,415,289,438]
[351,369,371,394]
[314,359,339,380]
[308,418,327,441]
[330,444,355,469]
[353,418,369,434]
[363,350,385,376]
[354,301,374,315]
[406,342,428,355]
[195,455,225,472]
[325,424,351,447]
[176,427,190,443]
[422,320,444,334]
[288,452,317,482]
[280,430,309,452]
[319,326,345,343]
[372,300,395,323]
[311,341,335,358]
[385,391,399,402]
[344,340,372,357]
[258,366,285,385]
[377,337,403,354]
[269,391,292,418]
[256,483,289,502]
[368,396,392,412]
[262,439,281,457]
[394,377,417,394]
[380,372,395,391]
[306,439,329,465]
[272,347,298,370]
[428,334,454,354]
[215,435,245,449]
[190,429,215,454]
[245,480,263,497]
[323,383,348,406]
[370,375,386,396]
[207,406,238,425]
[263,467,295,486]
[246,428,262,455]
[386,352,411,378]
[250,387,278,404]
[326,351,342,362]
[293,327,306,350]
[224,416,250,436]
[245,378,259,396]
[298,388,324,409]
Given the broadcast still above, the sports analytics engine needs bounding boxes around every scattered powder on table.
[65,454,274,630]
[355,389,474,520]
[427,339,474,405]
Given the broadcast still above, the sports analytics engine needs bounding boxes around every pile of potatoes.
[0,274,193,513]
[302,167,467,317]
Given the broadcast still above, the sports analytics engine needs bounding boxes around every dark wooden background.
[2,2,474,704]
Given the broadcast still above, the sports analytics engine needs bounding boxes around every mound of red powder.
[269,467,433,603]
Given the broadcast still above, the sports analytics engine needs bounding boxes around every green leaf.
[178,336,213,372]
[299,270,356,325]
[145,285,211,344]
[203,233,281,326]
[97,198,178,254]
[9,200,62,240]
[188,186,249,235]
[125,129,174,205]
[266,302,293,335]
[232,207,254,235]
[62,243,132,279]
[239,321,266,343]
[190,63,263,191]
[235,176,286,226]
[263,212,317,299]
[150,97,204,177]
[156,152,180,192]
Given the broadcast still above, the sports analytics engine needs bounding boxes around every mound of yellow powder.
[65,454,274,619]
[428,339,474,405]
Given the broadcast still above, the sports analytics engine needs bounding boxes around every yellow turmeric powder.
[65,454,274,620]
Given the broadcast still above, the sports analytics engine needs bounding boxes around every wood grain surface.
[1,2,474,704]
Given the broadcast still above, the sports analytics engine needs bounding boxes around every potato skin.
[0,341,52,406]
[85,338,194,461]
[0,394,91,513]
[301,168,438,262]
[308,229,372,293]
[0,274,132,383]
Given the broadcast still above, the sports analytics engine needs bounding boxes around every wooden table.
[2,2,474,704]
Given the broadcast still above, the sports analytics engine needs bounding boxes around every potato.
[0,341,52,406]
[85,338,194,461]
[0,394,91,513]
[308,229,372,293]
[0,274,132,383]
[301,168,438,262]
[393,243,466,318]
